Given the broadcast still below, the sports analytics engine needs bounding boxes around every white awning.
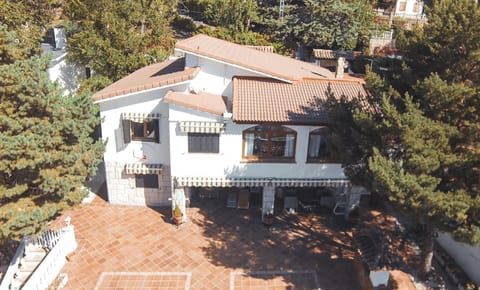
[179,121,225,134]
[121,112,161,122]
[174,177,350,187]
[125,163,162,175]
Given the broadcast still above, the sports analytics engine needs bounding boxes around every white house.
[394,0,424,19]
[93,35,373,221]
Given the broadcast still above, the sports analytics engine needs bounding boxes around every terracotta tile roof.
[313,49,362,60]
[92,57,199,101]
[233,77,371,124]
[164,91,227,116]
[175,34,335,82]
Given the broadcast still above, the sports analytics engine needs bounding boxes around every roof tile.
[175,34,336,82]
[233,77,372,124]
[92,57,199,101]
[164,91,227,116]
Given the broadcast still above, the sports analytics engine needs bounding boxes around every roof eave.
[93,80,192,104]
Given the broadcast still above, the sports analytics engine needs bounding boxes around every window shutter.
[212,134,219,153]
[122,119,131,144]
[188,134,197,152]
[154,119,160,143]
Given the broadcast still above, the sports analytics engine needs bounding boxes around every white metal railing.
[371,30,393,40]
[0,217,77,290]
[25,228,63,251]
[0,239,26,290]
[22,224,77,290]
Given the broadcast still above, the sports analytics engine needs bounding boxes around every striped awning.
[179,121,225,134]
[121,112,161,122]
[125,163,163,175]
[174,177,350,188]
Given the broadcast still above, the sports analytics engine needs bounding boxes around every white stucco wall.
[437,232,480,285]
[98,84,188,206]
[168,105,346,180]
[185,54,275,100]
[42,43,84,96]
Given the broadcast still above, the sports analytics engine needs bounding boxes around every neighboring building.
[369,30,396,56]
[42,27,86,95]
[312,49,362,70]
[375,0,426,29]
[394,0,424,19]
[93,35,373,221]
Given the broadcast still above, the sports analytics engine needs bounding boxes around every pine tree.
[0,25,104,256]
[327,69,480,276]
[64,0,176,85]
[277,0,376,51]
[400,0,480,86]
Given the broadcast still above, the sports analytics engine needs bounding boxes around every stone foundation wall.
[105,162,171,206]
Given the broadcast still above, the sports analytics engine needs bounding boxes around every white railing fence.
[0,239,26,290]
[0,217,77,290]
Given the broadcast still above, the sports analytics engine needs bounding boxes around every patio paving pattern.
[52,196,360,290]
[94,272,191,290]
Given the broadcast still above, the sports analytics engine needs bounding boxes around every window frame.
[122,118,160,144]
[242,125,297,163]
[188,133,220,153]
[135,174,159,188]
[306,127,334,163]
[131,120,156,142]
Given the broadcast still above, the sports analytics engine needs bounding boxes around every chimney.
[336,57,345,79]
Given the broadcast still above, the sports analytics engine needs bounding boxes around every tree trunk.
[420,226,434,278]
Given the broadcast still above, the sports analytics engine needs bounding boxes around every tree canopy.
[276,0,377,51]
[327,0,480,275]
[0,13,103,256]
[64,0,176,85]
[399,0,480,87]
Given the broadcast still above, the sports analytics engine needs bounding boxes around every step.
[24,251,47,262]
[19,260,39,272]
[25,246,47,253]
[15,270,33,283]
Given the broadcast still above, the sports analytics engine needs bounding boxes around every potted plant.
[173,204,183,227]
[263,211,274,226]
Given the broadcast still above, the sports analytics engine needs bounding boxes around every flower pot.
[173,214,183,226]
[263,215,274,226]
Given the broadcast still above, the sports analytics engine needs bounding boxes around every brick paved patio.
[52,195,360,290]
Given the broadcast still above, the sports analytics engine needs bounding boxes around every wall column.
[262,185,275,221]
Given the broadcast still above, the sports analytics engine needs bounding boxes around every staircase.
[10,246,47,289]
[0,217,77,290]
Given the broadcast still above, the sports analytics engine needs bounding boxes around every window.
[413,2,421,13]
[135,174,158,188]
[398,1,406,12]
[188,133,219,153]
[122,118,160,143]
[243,125,296,162]
[307,127,333,162]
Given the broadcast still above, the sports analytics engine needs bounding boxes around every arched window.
[307,127,333,162]
[243,125,296,162]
